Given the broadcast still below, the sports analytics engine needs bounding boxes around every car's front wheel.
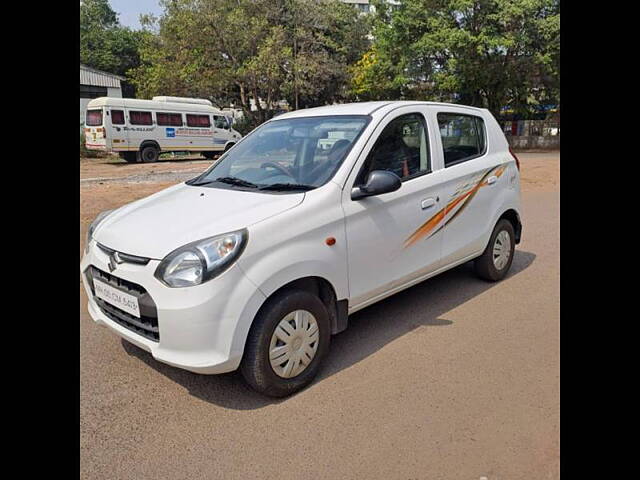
[240,290,330,397]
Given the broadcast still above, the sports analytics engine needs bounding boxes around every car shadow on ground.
[121,250,536,410]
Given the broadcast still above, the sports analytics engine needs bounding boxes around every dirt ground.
[80,151,560,479]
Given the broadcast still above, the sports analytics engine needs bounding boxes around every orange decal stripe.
[403,207,446,248]
[403,164,508,249]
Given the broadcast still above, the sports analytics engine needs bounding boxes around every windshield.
[188,115,370,192]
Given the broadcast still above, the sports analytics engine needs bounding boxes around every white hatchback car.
[81,101,522,397]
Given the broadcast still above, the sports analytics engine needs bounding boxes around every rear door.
[431,109,507,266]
[342,107,446,309]
[84,108,106,150]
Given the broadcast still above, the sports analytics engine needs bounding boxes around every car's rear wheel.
[240,290,330,397]
[140,145,160,163]
[201,151,217,159]
[474,218,516,282]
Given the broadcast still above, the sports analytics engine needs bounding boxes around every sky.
[109,0,163,30]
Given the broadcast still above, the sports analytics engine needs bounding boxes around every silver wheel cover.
[269,310,319,378]
[492,230,511,270]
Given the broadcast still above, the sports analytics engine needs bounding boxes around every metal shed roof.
[80,64,125,88]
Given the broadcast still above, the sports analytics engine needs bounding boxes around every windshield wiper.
[198,177,258,188]
[186,178,215,186]
[258,183,315,191]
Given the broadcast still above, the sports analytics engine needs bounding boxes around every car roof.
[274,101,486,120]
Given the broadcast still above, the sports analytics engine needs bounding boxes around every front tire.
[474,218,516,282]
[240,290,331,397]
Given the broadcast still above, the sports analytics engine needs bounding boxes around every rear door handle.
[421,198,436,209]
[487,175,498,185]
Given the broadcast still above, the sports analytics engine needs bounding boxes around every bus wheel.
[119,152,138,163]
[140,145,160,163]
[202,152,216,159]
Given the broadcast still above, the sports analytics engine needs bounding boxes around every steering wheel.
[260,161,295,179]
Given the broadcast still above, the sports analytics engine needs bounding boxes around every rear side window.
[111,110,125,125]
[186,114,211,128]
[85,109,103,126]
[437,113,486,167]
[129,111,153,125]
[157,112,183,126]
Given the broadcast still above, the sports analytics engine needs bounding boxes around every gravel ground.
[80,151,560,480]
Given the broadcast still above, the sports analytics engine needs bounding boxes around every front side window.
[111,110,125,125]
[357,113,430,184]
[130,111,153,125]
[85,109,103,126]
[214,116,230,129]
[188,115,370,192]
[187,114,211,127]
[437,113,486,167]
[157,112,183,126]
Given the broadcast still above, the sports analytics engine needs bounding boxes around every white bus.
[83,96,242,163]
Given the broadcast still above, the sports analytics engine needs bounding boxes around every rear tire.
[202,151,217,159]
[140,145,160,163]
[119,152,138,163]
[224,143,235,152]
[240,290,331,397]
[474,218,516,282]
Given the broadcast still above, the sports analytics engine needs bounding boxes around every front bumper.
[80,240,266,374]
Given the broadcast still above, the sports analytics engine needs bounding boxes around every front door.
[343,108,445,309]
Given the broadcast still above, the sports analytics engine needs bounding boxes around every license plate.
[93,278,140,318]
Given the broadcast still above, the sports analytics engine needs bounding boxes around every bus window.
[186,114,211,128]
[111,110,125,125]
[86,109,103,126]
[157,112,183,126]
[214,116,230,129]
[130,111,153,125]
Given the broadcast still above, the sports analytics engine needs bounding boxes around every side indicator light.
[325,237,336,246]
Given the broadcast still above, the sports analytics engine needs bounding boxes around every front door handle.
[487,175,498,185]
[421,198,436,209]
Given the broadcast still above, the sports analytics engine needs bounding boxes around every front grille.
[85,266,159,342]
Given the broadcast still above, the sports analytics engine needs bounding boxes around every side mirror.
[351,170,401,200]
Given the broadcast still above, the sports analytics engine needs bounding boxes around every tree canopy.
[80,0,144,77]
[129,0,371,124]
[351,0,560,118]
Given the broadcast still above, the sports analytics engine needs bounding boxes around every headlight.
[155,229,248,288]
[85,209,114,254]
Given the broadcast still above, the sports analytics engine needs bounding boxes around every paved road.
[80,153,559,479]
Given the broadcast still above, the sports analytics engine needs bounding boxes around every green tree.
[351,0,560,118]
[80,0,143,77]
[130,0,370,123]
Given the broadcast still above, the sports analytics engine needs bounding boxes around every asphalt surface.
[80,152,560,479]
